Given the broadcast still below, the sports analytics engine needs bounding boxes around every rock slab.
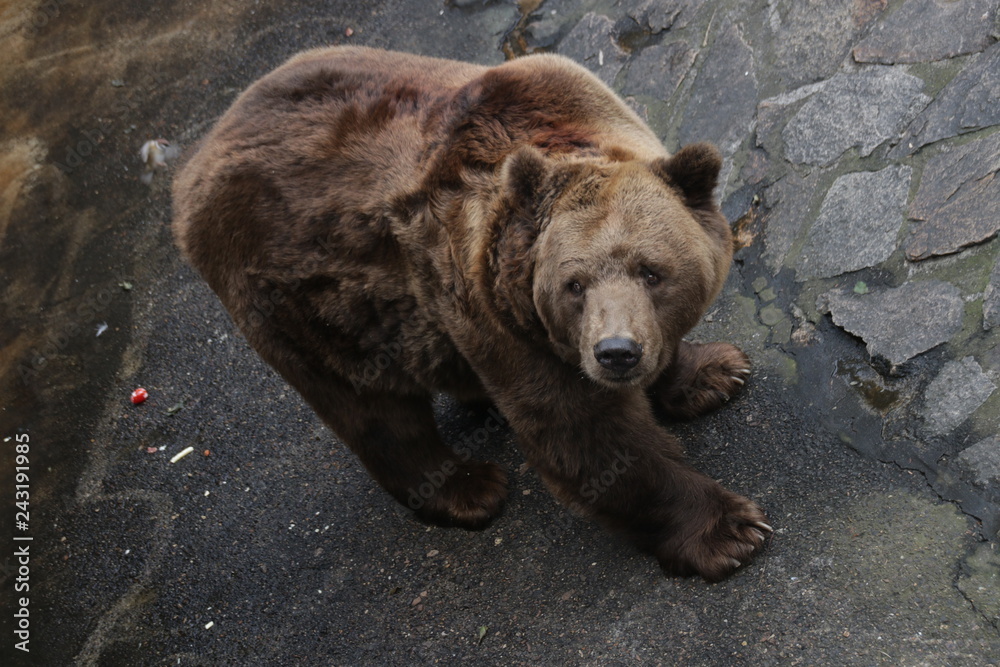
[558,13,628,87]
[678,23,758,154]
[796,166,912,279]
[985,255,1000,330]
[956,435,1000,494]
[892,41,1000,156]
[762,171,820,272]
[820,280,964,365]
[767,0,884,88]
[923,357,995,436]
[626,0,696,33]
[623,42,696,101]
[853,0,999,64]
[783,67,929,166]
[905,132,1000,261]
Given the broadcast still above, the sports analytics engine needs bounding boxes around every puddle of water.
[835,358,903,414]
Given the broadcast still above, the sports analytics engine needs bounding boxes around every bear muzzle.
[593,336,644,374]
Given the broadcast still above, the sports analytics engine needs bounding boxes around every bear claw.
[656,485,770,582]
[654,342,752,419]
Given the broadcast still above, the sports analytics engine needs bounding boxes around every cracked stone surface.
[957,542,1000,625]
[678,23,757,154]
[986,255,1000,330]
[956,436,1000,497]
[524,19,562,50]
[922,357,996,436]
[820,281,965,366]
[892,41,1000,157]
[626,0,696,33]
[853,0,999,64]
[556,13,627,87]
[906,132,1000,261]
[765,0,883,88]
[622,41,695,101]
[761,170,820,272]
[754,80,825,154]
[796,166,912,279]
[783,67,930,165]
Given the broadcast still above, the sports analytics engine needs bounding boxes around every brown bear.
[172,46,770,582]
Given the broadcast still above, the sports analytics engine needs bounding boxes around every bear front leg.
[651,341,751,420]
[501,382,770,581]
[535,430,771,582]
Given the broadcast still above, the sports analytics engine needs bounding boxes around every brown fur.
[172,47,769,582]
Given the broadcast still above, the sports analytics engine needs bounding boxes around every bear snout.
[593,337,643,373]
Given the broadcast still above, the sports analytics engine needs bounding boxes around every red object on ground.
[131,388,148,404]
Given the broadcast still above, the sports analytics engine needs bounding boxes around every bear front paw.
[655,486,771,583]
[654,342,751,420]
[409,460,508,531]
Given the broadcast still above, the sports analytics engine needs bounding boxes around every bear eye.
[640,266,660,286]
[568,280,584,296]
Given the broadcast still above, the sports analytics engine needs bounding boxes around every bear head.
[494,143,732,389]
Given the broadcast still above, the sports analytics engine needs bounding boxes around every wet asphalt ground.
[1,0,998,665]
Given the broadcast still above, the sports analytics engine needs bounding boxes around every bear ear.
[491,146,551,331]
[501,145,549,209]
[651,143,722,209]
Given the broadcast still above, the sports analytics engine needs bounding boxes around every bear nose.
[593,337,643,372]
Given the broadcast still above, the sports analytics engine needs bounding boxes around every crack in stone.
[954,564,999,631]
[867,453,999,629]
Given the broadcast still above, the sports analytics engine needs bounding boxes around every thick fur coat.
[173,46,770,582]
